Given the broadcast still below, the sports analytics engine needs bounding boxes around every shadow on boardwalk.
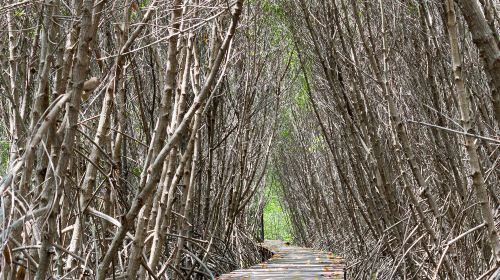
[218,240,344,279]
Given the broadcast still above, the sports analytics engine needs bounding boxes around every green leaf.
[0,141,10,176]
[131,166,142,177]
[14,9,25,17]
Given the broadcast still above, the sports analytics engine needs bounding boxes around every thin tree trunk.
[445,0,500,266]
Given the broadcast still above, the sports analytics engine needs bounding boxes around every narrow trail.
[218,240,344,279]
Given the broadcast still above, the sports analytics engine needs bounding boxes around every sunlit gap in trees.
[263,170,293,242]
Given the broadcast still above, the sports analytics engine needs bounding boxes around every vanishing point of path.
[218,240,345,279]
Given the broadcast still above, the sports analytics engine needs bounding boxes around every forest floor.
[218,240,344,279]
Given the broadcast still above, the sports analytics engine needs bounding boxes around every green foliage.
[263,172,293,241]
[131,166,142,178]
[278,106,292,140]
[14,9,25,17]
[293,88,309,109]
[407,2,417,16]
[130,11,138,21]
[308,134,325,152]
[280,126,290,139]
[257,0,291,48]
[277,55,312,141]
[0,141,9,176]
[261,0,285,20]
[293,70,312,110]
[140,0,149,8]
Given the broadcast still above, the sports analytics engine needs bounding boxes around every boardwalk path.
[218,240,344,279]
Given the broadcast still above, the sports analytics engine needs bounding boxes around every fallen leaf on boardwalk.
[260,263,268,268]
[292,276,301,279]
[323,266,330,272]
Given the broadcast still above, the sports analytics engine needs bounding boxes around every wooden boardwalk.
[218,240,344,279]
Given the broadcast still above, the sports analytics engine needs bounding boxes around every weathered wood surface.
[218,240,344,279]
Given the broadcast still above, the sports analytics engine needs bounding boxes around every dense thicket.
[0,0,499,279]
[0,0,289,278]
[273,0,500,279]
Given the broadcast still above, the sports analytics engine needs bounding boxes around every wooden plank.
[218,240,344,279]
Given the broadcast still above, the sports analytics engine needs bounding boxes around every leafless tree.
[1,0,499,279]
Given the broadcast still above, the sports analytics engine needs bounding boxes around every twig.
[167,233,209,244]
[432,223,486,280]
[447,223,486,246]
[0,0,33,12]
[476,266,498,280]
[140,255,160,280]
[409,120,500,144]
[0,206,50,242]
[51,243,87,263]
[182,248,215,280]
